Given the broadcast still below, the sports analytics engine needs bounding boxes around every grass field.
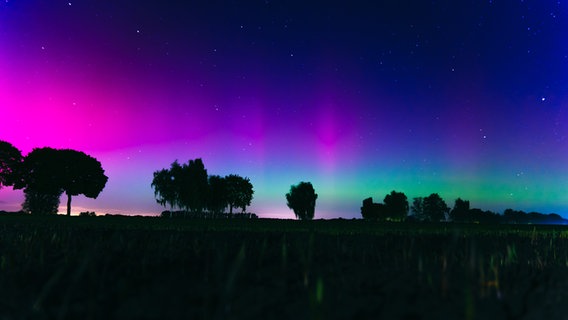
[1,214,567,319]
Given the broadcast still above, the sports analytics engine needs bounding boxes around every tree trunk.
[66,192,72,216]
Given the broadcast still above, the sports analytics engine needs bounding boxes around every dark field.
[1,215,568,319]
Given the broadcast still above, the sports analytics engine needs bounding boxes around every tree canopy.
[20,148,108,215]
[151,159,254,217]
[19,147,64,195]
[225,174,254,215]
[422,193,449,222]
[286,181,318,220]
[151,167,177,211]
[58,149,108,216]
[383,190,409,221]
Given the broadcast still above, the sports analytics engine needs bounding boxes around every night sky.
[1,1,567,218]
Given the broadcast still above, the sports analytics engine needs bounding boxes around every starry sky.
[1,1,567,218]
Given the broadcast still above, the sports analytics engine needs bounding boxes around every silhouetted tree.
[361,197,387,221]
[450,198,470,222]
[225,174,254,215]
[383,190,409,221]
[410,197,424,221]
[177,159,208,214]
[207,175,228,215]
[361,197,375,220]
[22,188,60,215]
[20,148,108,216]
[0,141,23,189]
[58,149,108,216]
[151,165,179,215]
[286,181,318,220]
[422,193,449,222]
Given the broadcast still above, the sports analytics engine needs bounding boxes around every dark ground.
[1,215,567,319]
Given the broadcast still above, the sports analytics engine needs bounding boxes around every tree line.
[1,139,565,223]
[362,191,566,224]
[151,159,254,218]
[0,141,108,215]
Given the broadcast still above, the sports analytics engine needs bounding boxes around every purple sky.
[1,1,568,218]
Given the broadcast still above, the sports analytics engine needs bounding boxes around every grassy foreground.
[1,215,568,319]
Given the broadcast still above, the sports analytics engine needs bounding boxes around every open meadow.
[1,214,568,319]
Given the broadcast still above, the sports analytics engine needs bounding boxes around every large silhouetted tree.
[383,190,409,221]
[0,141,23,189]
[21,148,108,216]
[286,181,318,220]
[225,174,254,215]
[422,193,449,222]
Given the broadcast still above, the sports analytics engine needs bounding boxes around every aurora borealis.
[1,1,568,218]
